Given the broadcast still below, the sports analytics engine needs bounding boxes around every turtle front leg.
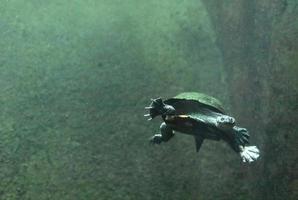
[150,122,174,144]
[144,98,175,120]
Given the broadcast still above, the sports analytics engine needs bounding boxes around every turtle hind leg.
[223,126,250,153]
[149,122,174,144]
[233,126,250,147]
[229,126,260,163]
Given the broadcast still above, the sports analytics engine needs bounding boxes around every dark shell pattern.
[164,92,226,115]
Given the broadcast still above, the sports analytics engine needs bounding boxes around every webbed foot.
[240,146,260,163]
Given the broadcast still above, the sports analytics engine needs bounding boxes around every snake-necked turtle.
[144,92,259,163]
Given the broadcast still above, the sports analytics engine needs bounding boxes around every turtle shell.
[164,92,225,114]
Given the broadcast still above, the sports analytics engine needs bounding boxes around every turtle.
[144,92,260,163]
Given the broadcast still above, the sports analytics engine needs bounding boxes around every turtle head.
[145,98,176,120]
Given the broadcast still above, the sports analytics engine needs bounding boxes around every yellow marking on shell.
[178,115,189,118]
[166,115,189,121]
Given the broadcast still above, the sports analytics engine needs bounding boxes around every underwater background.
[0,0,297,199]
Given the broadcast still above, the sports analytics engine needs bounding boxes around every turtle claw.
[144,113,152,121]
[145,106,153,110]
